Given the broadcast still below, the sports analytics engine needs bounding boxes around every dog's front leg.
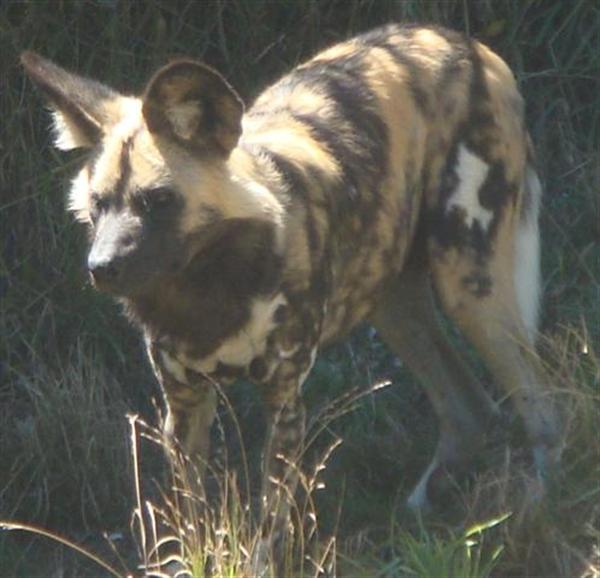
[252,349,316,577]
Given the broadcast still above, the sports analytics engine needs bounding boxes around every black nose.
[88,256,120,286]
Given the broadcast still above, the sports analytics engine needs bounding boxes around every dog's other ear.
[142,60,244,157]
[21,51,125,150]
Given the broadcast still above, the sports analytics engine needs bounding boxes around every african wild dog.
[23,22,561,561]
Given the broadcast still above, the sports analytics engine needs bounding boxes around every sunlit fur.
[23,23,560,549]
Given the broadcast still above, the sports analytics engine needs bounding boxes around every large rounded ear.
[21,51,121,150]
[142,60,244,157]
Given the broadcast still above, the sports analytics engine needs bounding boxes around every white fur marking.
[514,167,542,342]
[181,294,287,373]
[68,168,91,222]
[167,100,202,140]
[52,111,90,150]
[447,144,492,230]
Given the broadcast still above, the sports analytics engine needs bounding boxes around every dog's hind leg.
[428,165,562,493]
[371,258,498,510]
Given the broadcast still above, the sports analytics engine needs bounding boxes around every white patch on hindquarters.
[447,144,492,230]
[514,166,542,342]
[181,293,288,374]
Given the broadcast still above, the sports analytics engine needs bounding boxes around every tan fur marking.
[252,84,333,119]
[244,115,341,182]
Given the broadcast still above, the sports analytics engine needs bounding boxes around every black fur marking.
[262,148,329,277]
[282,54,389,211]
[291,112,361,205]
[463,43,497,159]
[427,139,512,259]
[21,51,114,147]
[375,42,434,118]
[273,304,288,324]
[114,136,134,200]
[304,208,321,256]
[249,356,269,381]
[435,34,471,94]
[360,24,472,119]
[127,219,282,358]
[260,149,313,201]
[478,161,515,212]
[433,158,514,260]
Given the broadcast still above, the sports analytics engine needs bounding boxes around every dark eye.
[151,187,176,207]
[90,193,109,222]
[137,187,176,213]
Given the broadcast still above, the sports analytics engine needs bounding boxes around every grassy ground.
[1,1,598,576]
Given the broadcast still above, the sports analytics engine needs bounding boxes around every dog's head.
[21,52,260,299]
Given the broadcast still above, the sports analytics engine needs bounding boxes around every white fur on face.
[68,167,92,222]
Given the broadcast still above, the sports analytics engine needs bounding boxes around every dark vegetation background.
[1,1,598,576]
